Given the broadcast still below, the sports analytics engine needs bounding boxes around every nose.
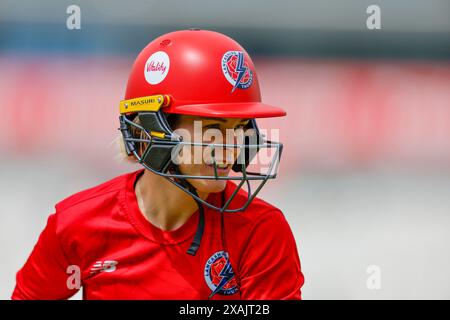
[207,146,236,165]
[204,127,246,165]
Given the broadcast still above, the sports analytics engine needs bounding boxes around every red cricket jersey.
[12,169,304,300]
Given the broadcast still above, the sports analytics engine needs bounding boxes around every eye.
[235,122,249,130]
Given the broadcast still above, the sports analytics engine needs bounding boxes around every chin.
[188,179,227,194]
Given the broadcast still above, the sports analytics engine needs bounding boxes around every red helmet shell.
[124,29,286,118]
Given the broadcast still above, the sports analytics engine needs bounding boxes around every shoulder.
[47,170,142,262]
[55,171,134,211]
[53,170,141,230]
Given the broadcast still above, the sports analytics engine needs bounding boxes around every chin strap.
[186,191,205,256]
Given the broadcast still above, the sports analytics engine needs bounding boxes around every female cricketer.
[12,29,304,300]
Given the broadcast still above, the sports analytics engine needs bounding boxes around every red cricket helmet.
[121,29,286,118]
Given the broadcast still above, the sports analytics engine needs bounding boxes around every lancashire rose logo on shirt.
[221,51,253,92]
[204,250,238,297]
[144,51,170,85]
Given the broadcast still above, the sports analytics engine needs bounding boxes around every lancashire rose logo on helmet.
[144,51,170,85]
[221,51,253,92]
[204,251,238,297]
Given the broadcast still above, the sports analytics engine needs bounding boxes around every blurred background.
[1,0,450,299]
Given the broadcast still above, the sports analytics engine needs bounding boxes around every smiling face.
[173,115,250,193]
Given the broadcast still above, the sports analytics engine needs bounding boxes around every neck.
[134,169,209,231]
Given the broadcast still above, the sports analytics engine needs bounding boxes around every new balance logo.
[90,260,118,274]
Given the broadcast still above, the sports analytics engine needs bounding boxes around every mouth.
[206,162,232,174]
